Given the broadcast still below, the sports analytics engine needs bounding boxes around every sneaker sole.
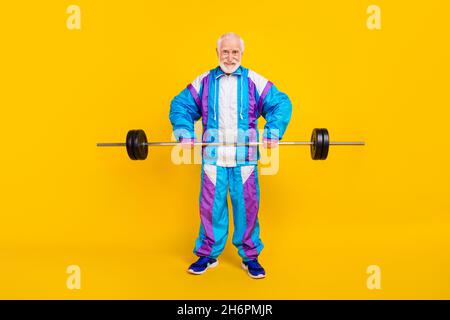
[241,262,266,279]
[188,260,219,275]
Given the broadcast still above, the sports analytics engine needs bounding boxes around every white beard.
[219,60,240,74]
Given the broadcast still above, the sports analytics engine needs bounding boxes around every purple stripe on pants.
[196,171,216,256]
[242,170,259,259]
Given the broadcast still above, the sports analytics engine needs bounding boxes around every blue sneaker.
[242,259,266,279]
[188,256,218,275]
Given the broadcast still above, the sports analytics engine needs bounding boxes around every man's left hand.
[263,137,279,149]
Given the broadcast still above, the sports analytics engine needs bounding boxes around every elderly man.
[169,32,292,279]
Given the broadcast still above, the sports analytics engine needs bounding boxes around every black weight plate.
[316,129,324,160]
[133,129,143,160]
[126,130,137,160]
[135,129,148,160]
[320,128,329,160]
[310,128,323,160]
[310,129,316,160]
[140,130,149,160]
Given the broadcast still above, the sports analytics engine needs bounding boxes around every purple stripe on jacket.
[201,74,210,128]
[257,81,273,115]
[247,79,258,162]
[187,84,201,108]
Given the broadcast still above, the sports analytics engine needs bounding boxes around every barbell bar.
[97,128,365,161]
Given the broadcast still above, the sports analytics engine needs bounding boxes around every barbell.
[97,128,365,160]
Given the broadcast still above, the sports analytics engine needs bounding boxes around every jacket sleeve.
[260,84,293,140]
[169,86,202,142]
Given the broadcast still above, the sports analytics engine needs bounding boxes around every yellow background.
[1,0,449,299]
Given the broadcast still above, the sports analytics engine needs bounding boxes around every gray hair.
[217,32,245,52]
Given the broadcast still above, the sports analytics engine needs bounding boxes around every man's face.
[217,37,243,74]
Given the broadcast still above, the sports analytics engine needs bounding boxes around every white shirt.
[216,74,239,167]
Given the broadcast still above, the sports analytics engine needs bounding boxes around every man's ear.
[216,48,219,57]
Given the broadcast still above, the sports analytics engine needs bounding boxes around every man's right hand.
[180,138,195,150]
